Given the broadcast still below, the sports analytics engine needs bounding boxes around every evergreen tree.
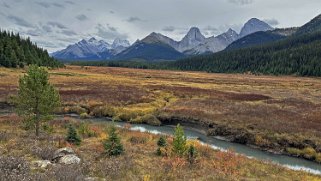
[66,124,82,145]
[158,136,167,147]
[0,30,62,68]
[15,65,60,137]
[103,125,124,156]
[172,124,187,157]
[187,145,197,164]
[156,136,167,156]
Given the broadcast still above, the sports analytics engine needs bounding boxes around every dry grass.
[0,66,321,161]
[0,114,319,180]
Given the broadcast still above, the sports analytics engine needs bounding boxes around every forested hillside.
[172,31,321,76]
[0,30,62,68]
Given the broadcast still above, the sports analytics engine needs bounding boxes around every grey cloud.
[41,25,53,33]
[36,2,64,8]
[47,21,67,29]
[61,30,77,36]
[7,15,34,28]
[64,1,75,5]
[36,2,51,8]
[228,0,254,5]
[162,26,176,32]
[3,3,11,8]
[203,26,220,35]
[52,3,64,8]
[96,24,128,40]
[110,11,115,14]
[126,17,142,23]
[264,18,279,26]
[76,14,88,21]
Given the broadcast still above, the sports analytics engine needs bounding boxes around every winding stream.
[80,117,321,175]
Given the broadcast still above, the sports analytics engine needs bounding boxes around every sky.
[0,0,321,52]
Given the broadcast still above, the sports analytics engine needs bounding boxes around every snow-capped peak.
[112,38,130,48]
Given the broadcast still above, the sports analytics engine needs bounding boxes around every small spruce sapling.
[103,124,124,156]
[66,124,82,145]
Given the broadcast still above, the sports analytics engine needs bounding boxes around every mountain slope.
[226,31,285,50]
[52,38,130,61]
[295,14,321,36]
[240,18,273,37]
[172,28,321,76]
[0,30,61,68]
[113,33,183,61]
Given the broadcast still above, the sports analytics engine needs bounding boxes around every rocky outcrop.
[52,147,81,165]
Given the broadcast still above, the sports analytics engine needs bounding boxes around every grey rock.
[53,147,75,161]
[32,160,52,169]
[58,155,81,165]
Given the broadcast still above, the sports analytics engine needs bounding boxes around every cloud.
[47,21,67,29]
[41,25,53,33]
[6,15,34,28]
[76,14,88,21]
[228,0,254,5]
[64,1,75,5]
[203,26,220,36]
[264,18,279,26]
[61,30,77,36]
[126,16,142,23]
[162,26,176,32]
[36,2,51,8]
[52,3,64,8]
[35,2,65,8]
[110,11,115,14]
[95,23,128,40]
[3,3,11,8]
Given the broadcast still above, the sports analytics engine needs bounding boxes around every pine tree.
[156,136,167,156]
[66,124,82,145]
[172,124,187,157]
[157,136,167,147]
[15,65,60,137]
[187,145,197,164]
[103,125,124,156]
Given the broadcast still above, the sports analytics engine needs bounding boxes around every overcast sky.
[0,0,320,52]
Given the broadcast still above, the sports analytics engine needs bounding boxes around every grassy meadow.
[0,66,321,163]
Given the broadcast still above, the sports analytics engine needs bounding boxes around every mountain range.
[52,18,273,61]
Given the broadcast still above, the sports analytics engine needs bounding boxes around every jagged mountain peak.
[178,27,206,52]
[240,18,273,37]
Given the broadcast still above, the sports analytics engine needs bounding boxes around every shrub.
[187,145,197,164]
[302,147,316,159]
[0,156,30,181]
[140,114,161,126]
[129,136,147,145]
[31,145,56,160]
[103,125,124,156]
[78,122,97,138]
[286,147,302,156]
[66,124,82,145]
[172,124,187,157]
[316,153,321,163]
[91,105,115,117]
[80,113,89,119]
[157,136,167,147]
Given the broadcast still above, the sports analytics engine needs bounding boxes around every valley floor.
[0,66,321,163]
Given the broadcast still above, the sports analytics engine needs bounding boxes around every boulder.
[58,154,81,165]
[52,147,75,161]
[32,160,52,169]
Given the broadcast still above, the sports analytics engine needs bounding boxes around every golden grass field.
[0,66,321,162]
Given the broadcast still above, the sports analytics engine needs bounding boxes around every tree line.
[0,30,62,68]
